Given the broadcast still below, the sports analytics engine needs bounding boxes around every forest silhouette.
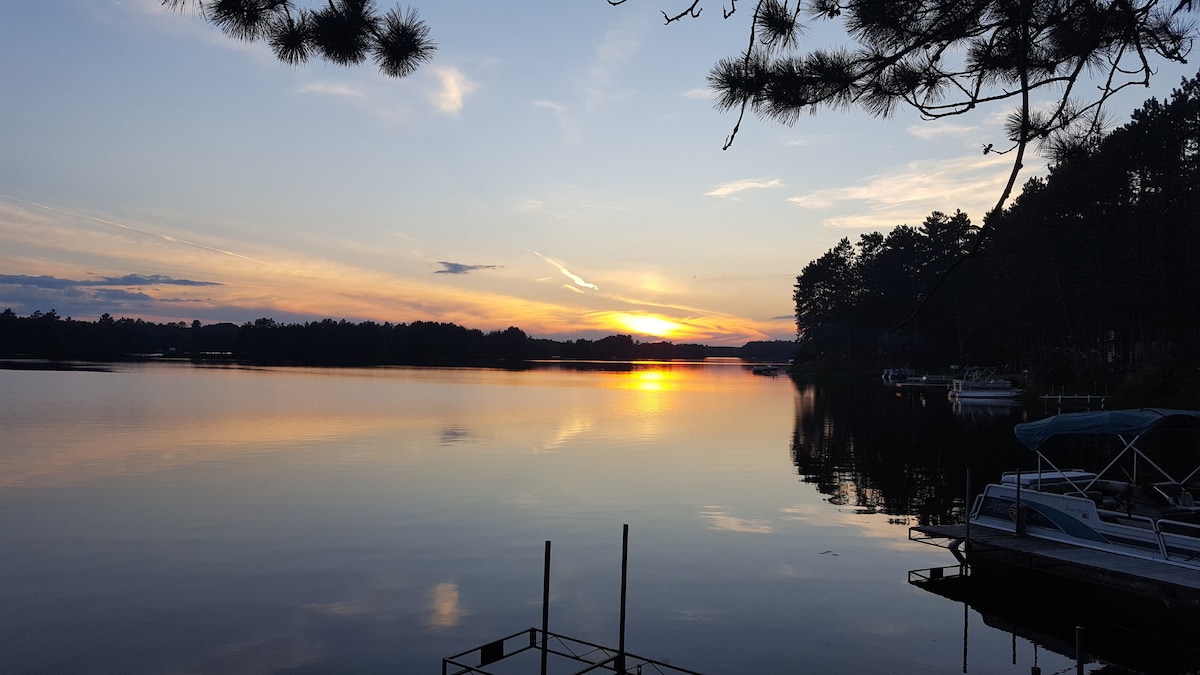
[0,309,797,366]
[791,72,1200,395]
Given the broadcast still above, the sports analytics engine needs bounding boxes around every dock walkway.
[910,524,1200,608]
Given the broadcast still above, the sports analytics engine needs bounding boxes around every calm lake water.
[0,361,1188,674]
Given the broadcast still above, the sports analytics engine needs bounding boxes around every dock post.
[1015,470,1026,536]
[961,600,969,673]
[541,540,551,675]
[964,469,971,572]
[617,524,629,675]
[1075,626,1084,675]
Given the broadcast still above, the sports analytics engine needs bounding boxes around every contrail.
[1,195,266,264]
[528,249,598,290]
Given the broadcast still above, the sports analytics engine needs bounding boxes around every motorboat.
[969,409,1200,569]
[949,366,1023,400]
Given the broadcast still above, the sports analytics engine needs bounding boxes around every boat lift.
[442,525,707,675]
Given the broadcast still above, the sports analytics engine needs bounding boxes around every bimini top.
[1013,408,1200,451]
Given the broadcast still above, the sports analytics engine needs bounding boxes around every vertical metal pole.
[541,540,551,675]
[961,600,968,674]
[618,524,629,675]
[1075,625,1084,675]
[964,468,971,572]
[1016,469,1025,536]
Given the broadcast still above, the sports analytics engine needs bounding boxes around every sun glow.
[635,371,666,391]
[613,313,684,339]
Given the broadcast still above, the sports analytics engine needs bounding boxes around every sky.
[2,1,1196,346]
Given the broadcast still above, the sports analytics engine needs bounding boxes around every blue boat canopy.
[1013,409,1200,451]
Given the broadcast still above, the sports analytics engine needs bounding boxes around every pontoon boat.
[969,409,1200,570]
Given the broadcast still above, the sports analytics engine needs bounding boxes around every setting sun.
[614,313,684,339]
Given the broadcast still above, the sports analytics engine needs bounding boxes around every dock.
[1037,393,1106,403]
[1038,393,1107,411]
[443,526,706,675]
[909,524,1200,609]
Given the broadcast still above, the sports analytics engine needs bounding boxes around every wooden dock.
[910,524,1200,609]
[1037,393,1106,403]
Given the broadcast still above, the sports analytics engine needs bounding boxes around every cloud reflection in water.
[429,582,468,628]
[699,506,773,534]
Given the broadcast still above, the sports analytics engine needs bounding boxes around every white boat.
[894,373,954,389]
[882,367,916,382]
[969,409,1200,570]
[949,366,1023,400]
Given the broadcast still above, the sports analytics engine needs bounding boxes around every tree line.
[793,71,1200,391]
[0,309,797,365]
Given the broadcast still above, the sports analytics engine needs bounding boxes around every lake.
[0,361,1186,674]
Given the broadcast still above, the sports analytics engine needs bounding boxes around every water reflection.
[913,565,1200,674]
[789,377,1029,525]
[699,506,774,534]
[951,398,1021,421]
[0,361,750,488]
[191,636,320,675]
[429,583,467,628]
[540,411,596,451]
[3,361,1099,674]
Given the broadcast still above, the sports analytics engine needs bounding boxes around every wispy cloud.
[0,273,221,288]
[783,134,834,147]
[782,194,834,209]
[388,230,423,246]
[906,121,979,140]
[785,153,1041,230]
[705,178,783,200]
[529,250,598,290]
[431,67,476,114]
[434,262,500,275]
[534,100,581,143]
[298,82,369,100]
[534,100,566,115]
[580,16,647,110]
[2,196,265,263]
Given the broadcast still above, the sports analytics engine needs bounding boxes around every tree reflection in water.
[914,562,1200,674]
[789,377,1030,526]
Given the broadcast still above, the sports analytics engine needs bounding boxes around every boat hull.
[951,388,1023,399]
[970,484,1200,569]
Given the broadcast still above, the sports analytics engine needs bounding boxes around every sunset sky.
[2,1,1194,345]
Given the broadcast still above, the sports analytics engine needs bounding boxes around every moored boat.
[969,409,1200,570]
[949,366,1023,400]
[882,367,916,382]
[894,373,954,390]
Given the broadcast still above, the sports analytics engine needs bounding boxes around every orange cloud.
[0,199,791,344]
